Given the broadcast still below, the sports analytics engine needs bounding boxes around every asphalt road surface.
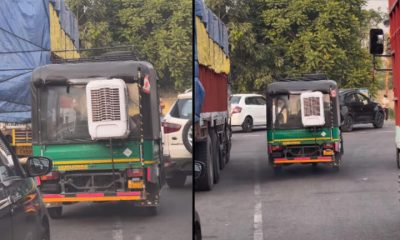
[196,122,400,240]
[50,179,192,240]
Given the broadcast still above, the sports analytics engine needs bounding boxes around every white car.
[230,94,267,132]
[162,91,192,188]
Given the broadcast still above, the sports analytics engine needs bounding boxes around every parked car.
[162,91,192,188]
[230,94,267,132]
[339,89,385,132]
[0,130,53,240]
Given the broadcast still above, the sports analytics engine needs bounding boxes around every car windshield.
[272,93,332,129]
[230,96,241,104]
[39,82,141,144]
[170,98,192,119]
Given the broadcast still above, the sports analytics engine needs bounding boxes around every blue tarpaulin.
[195,0,229,56]
[0,0,50,122]
[0,0,78,123]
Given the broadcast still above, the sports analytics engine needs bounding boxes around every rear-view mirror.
[25,156,52,177]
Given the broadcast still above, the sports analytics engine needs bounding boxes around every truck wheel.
[218,133,226,170]
[242,117,253,132]
[182,119,193,153]
[166,173,186,188]
[396,148,400,169]
[47,207,62,219]
[195,136,214,191]
[373,112,384,128]
[341,115,353,132]
[210,130,220,184]
[225,125,231,163]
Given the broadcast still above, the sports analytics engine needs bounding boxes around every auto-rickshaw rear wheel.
[332,152,341,171]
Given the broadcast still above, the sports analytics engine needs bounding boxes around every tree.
[66,0,191,91]
[207,0,384,95]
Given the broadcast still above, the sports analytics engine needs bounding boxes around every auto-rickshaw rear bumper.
[273,156,333,164]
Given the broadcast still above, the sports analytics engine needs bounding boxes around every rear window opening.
[230,96,241,104]
[170,99,192,119]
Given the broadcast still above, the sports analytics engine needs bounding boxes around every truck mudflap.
[43,191,143,203]
[274,156,333,164]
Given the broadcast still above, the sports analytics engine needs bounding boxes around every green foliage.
[207,0,384,95]
[66,0,191,91]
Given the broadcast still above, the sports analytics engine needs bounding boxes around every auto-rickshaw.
[266,77,343,172]
[31,60,165,217]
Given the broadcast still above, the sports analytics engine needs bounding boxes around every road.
[196,122,400,240]
[50,179,192,240]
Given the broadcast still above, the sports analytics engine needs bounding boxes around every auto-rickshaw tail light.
[268,144,283,153]
[40,171,60,181]
[323,143,334,149]
[126,168,143,177]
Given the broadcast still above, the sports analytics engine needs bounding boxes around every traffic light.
[370,28,384,55]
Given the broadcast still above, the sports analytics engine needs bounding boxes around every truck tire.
[225,125,231,163]
[182,119,193,153]
[195,136,214,191]
[218,132,226,170]
[210,130,220,184]
[47,206,62,219]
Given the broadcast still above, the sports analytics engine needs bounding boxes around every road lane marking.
[113,217,123,240]
[254,162,263,240]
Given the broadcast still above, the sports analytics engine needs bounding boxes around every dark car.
[339,89,385,132]
[0,130,53,240]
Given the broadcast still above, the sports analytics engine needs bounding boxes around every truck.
[31,59,164,218]
[388,0,400,167]
[370,1,400,167]
[194,0,232,191]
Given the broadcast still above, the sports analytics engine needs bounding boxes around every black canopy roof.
[267,80,338,95]
[32,61,156,86]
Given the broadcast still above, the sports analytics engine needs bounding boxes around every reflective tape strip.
[43,192,142,203]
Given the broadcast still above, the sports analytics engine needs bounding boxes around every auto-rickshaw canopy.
[266,79,340,129]
[31,61,160,144]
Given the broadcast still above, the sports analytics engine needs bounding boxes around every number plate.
[128,180,144,189]
[57,165,88,171]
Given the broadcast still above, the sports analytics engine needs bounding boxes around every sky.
[365,0,388,11]
[365,0,389,30]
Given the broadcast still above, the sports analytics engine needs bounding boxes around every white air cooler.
[300,91,325,127]
[86,79,130,140]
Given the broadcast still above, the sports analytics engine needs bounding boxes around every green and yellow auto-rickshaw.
[266,77,343,172]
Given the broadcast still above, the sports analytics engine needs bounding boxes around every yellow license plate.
[128,180,144,189]
[323,150,334,156]
[57,165,88,171]
[15,147,32,156]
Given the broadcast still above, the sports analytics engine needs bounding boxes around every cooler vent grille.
[90,88,121,122]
